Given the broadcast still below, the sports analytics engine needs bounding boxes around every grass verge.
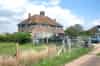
[0,42,47,56]
[96,53,100,56]
[33,48,92,66]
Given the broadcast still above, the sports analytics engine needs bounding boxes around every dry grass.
[19,46,57,63]
[0,56,17,66]
[0,45,57,66]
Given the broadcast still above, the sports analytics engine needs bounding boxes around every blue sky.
[60,0,100,28]
[0,0,99,33]
[61,0,99,17]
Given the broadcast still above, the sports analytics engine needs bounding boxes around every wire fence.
[0,36,93,66]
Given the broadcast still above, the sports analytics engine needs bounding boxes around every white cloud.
[0,17,9,21]
[0,0,28,9]
[49,0,61,5]
[24,6,84,28]
[0,0,84,33]
[46,6,84,27]
[92,19,100,25]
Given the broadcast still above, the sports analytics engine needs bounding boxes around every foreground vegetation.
[96,53,100,56]
[0,32,31,44]
[0,42,92,66]
[29,48,92,66]
[0,43,16,56]
[0,42,47,56]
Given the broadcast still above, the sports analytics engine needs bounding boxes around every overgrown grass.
[0,42,47,56]
[96,53,100,56]
[0,42,92,66]
[0,42,16,56]
[33,48,92,66]
[20,43,47,51]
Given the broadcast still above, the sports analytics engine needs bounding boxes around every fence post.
[16,43,20,65]
[56,37,66,56]
[67,36,71,54]
[46,37,49,44]
[88,37,91,47]
[77,36,81,47]
[62,38,66,52]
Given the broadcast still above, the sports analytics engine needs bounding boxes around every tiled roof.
[88,25,100,33]
[19,14,62,27]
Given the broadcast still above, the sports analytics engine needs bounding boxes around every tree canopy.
[64,24,83,37]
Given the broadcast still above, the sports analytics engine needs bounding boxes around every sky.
[0,0,99,33]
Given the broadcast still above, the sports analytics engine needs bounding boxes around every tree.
[13,32,31,44]
[73,24,83,32]
[65,24,83,37]
[79,31,92,36]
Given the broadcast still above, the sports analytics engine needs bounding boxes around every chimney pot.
[28,13,31,19]
[54,19,56,22]
[40,11,45,16]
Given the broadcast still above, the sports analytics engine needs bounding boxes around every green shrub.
[96,53,100,56]
[0,32,32,44]
[13,32,31,44]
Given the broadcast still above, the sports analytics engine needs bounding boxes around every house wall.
[18,23,64,39]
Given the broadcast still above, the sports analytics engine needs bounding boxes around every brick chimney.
[54,19,56,22]
[28,13,31,20]
[40,11,45,16]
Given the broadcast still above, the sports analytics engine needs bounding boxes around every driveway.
[81,56,100,66]
[65,44,100,66]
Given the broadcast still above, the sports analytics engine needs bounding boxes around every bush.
[0,32,32,44]
[13,32,31,44]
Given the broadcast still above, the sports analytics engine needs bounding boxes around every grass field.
[96,53,100,56]
[33,48,92,66]
[0,42,92,66]
[0,42,47,56]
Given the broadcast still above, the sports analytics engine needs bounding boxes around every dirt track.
[81,56,100,66]
[65,44,100,66]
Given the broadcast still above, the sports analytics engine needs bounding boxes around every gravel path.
[81,56,100,66]
[65,44,100,66]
